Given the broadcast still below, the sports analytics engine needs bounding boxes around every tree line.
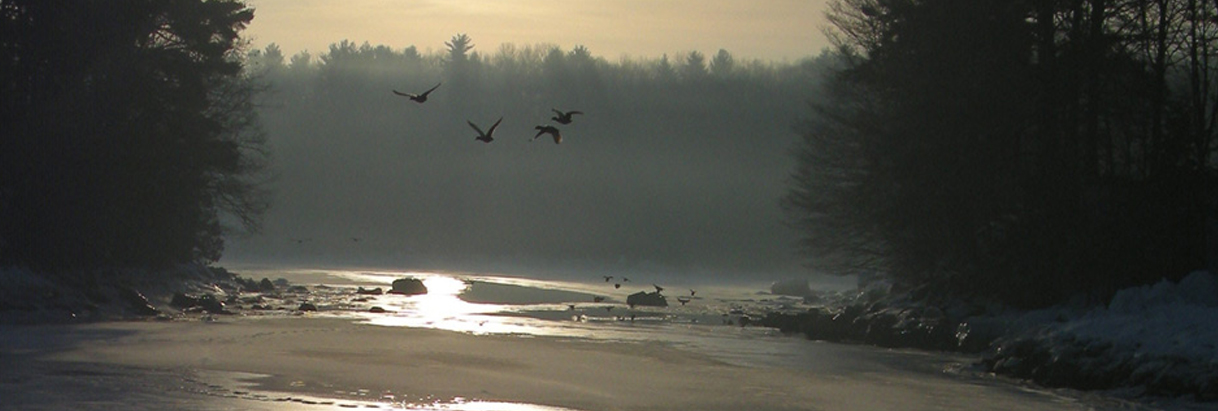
[230,35,827,273]
[0,0,268,273]
[785,0,1218,307]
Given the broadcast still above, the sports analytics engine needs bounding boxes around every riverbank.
[2,266,1162,410]
[756,271,1218,402]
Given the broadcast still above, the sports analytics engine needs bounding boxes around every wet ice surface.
[1,269,1202,411]
[0,358,581,411]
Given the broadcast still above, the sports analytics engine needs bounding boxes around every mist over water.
[223,42,836,282]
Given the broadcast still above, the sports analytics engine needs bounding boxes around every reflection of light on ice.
[404,399,582,411]
[360,274,543,335]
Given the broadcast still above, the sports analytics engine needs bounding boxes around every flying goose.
[469,117,503,143]
[551,109,583,124]
[533,125,562,144]
[392,82,441,103]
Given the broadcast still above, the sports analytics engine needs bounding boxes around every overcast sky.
[243,0,832,62]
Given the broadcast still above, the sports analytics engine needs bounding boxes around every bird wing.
[487,117,504,136]
[551,130,562,144]
[392,90,416,98]
[552,108,564,116]
[422,82,441,95]
[467,120,486,136]
[569,111,583,116]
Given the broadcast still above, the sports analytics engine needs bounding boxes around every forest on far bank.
[229,35,834,277]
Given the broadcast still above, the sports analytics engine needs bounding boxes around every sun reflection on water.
[358,274,537,335]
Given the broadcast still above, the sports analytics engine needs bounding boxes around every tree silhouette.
[680,51,708,81]
[0,0,267,272]
[446,33,475,64]
[710,49,735,77]
[788,0,1218,307]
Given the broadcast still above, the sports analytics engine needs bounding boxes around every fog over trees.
[230,35,830,278]
[4,0,1212,309]
[787,0,1218,307]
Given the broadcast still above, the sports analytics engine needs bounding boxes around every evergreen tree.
[787,0,1218,307]
[0,0,267,272]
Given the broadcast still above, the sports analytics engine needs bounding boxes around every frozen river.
[0,269,1189,411]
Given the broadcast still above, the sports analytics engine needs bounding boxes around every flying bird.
[677,296,691,306]
[392,82,441,103]
[690,289,696,296]
[603,276,614,282]
[653,284,664,293]
[614,283,621,289]
[532,125,562,144]
[551,108,583,124]
[468,117,503,143]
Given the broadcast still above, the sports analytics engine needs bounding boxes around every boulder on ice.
[389,278,428,295]
[627,291,667,308]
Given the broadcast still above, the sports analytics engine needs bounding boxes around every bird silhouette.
[551,108,583,124]
[690,289,696,296]
[468,117,503,143]
[392,82,441,103]
[532,125,562,144]
[614,283,621,289]
[677,296,691,306]
[593,296,606,302]
[653,284,664,293]
[603,276,614,282]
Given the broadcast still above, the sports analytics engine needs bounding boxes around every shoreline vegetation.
[757,272,1218,402]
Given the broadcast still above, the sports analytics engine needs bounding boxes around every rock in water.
[770,278,811,297]
[259,278,275,292]
[196,294,226,314]
[389,278,428,295]
[298,302,318,311]
[626,291,667,308]
[118,287,158,316]
[170,293,226,314]
[170,292,198,308]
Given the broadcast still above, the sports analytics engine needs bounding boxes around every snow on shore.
[0,264,238,324]
[763,270,1218,401]
[983,271,1218,400]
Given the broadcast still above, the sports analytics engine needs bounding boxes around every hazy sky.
[243,0,832,62]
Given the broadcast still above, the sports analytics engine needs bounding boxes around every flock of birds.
[392,82,583,144]
[288,81,583,246]
[600,275,697,306]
